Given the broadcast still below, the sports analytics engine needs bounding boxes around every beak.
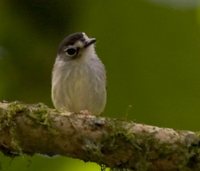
[84,38,96,48]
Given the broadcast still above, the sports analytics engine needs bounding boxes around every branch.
[0,101,200,171]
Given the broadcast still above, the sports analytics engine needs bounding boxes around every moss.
[83,140,103,163]
[25,103,59,136]
[0,101,27,155]
[99,120,151,170]
[0,102,24,129]
[6,102,54,128]
[101,119,200,170]
[0,101,27,130]
[27,103,50,126]
[0,102,58,156]
[8,101,28,115]
[0,101,51,128]
[10,127,23,155]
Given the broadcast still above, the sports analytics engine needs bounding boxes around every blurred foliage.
[0,0,200,170]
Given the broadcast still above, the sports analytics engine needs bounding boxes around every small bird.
[51,32,106,115]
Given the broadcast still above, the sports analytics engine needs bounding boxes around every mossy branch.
[0,101,200,171]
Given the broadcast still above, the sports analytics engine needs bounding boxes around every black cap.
[58,32,84,54]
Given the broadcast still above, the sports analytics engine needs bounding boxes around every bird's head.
[57,32,96,61]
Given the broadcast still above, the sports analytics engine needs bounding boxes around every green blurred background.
[0,0,200,170]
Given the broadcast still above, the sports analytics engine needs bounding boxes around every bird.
[51,32,106,115]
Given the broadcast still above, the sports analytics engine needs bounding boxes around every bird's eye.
[65,47,77,56]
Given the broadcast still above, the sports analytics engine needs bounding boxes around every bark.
[0,101,200,171]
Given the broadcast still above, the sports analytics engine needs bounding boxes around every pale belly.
[52,62,106,115]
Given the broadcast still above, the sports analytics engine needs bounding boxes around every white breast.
[51,50,106,115]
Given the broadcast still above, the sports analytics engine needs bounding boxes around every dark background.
[0,0,200,170]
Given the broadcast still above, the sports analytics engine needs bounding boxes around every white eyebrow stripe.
[74,40,84,48]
